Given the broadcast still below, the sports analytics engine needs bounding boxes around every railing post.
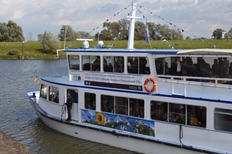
[179,125,183,145]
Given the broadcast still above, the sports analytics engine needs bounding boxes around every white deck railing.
[157,75,232,88]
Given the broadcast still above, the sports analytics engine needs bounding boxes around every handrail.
[56,49,65,59]
[157,75,232,87]
[61,104,67,121]
[179,125,184,145]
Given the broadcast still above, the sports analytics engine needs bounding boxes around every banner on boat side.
[84,72,143,91]
[81,109,155,137]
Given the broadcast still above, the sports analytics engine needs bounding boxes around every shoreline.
[0,130,34,154]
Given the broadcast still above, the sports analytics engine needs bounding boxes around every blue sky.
[0,0,231,40]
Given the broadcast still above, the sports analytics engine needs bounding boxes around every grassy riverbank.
[0,39,231,60]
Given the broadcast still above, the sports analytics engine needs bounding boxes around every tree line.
[0,20,231,53]
[0,20,24,42]
[58,19,184,41]
[212,28,232,39]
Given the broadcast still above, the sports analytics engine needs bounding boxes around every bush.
[8,49,19,55]
[40,32,60,54]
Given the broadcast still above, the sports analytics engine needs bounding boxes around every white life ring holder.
[144,77,157,92]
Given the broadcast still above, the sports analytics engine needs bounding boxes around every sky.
[0,0,231,41]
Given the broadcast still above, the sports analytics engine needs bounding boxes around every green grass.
[0,41,66,60]
[0,39,231,60]
[89,39,232,49]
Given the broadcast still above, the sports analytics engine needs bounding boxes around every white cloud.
[0,0,231,40]
[177,0,199,5]
[10,10,25,20]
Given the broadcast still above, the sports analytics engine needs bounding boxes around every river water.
[0,60,138,154]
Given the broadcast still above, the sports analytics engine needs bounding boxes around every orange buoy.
[144,77,157,92]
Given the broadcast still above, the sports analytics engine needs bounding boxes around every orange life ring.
[144,77,157,92]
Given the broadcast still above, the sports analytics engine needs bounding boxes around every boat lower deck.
[27,85,232,154]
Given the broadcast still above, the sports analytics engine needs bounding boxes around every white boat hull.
[37,110,202,154]
[27,94,204,154]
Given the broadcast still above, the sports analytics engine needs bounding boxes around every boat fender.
[144,77,157,92]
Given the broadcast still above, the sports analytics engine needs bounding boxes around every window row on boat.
[68,55,150,74]
[156,56,232,79]
[68,54,232,80]
[40,84,232,132]
[84,92,206,127]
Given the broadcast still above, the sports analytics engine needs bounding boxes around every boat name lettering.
[84,73,142,85]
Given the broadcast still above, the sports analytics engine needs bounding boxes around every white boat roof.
[177,49,232,55]
[65,48,232,56]
[65,48,180,55]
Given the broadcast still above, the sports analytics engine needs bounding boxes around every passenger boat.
[26,2,232,154]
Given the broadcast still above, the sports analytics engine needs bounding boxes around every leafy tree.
[147,22,156,39]
[58,25,76,41]
[152,23,161,40]
[171,29,183,40]
[118,19,129,40]
[96,18,183,41]
[212,28,225,39]
[99,21,122,40]
[27,32,34,41]
[75,31,92,39]
[134,21,146,40]
[96,29,109,40]
[94,20,141,41]
[225,27,232,39]
[162,25,172,40]
[0,20,24,42]
[153,24,170,40]
[40,32,60,54]
[148,23,183,40]
[37,34,44,42]
[185,36,191,40]
[96,19,128,40]
[0,23,9,41]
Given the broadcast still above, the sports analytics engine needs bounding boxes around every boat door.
[66,89,79,121]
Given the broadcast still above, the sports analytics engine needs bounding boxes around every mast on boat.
[127,3,136,50]
[127,2,143,50]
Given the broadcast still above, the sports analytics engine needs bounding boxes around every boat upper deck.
[43,47,232,105]
[52,1,232,105]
